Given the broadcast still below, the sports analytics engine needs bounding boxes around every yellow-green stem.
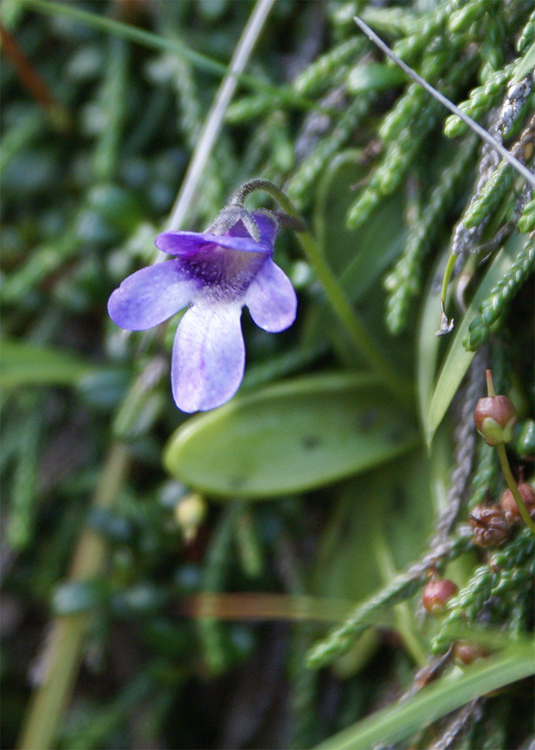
[17,443,131,750]
[496,443,535,534]
[231,180,413,405]
[485,370,534,533]
[485,369,496,397]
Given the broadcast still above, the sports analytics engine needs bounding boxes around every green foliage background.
[1,1,533,748]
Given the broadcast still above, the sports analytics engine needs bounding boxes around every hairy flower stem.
[17,443,131,750]
[230,179,413,404]
[486,371,535,534]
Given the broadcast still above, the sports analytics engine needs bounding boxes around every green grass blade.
[314,642,535,750]
[1,340,96,389]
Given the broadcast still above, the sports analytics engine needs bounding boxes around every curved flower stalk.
[108,211,297,413]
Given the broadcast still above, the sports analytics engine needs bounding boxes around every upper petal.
[244,258,297,333]
[171,302,245,412]
[227,211,278,245]
[155,230,272,258]
[253,211,278,245]
[108,260,198,331]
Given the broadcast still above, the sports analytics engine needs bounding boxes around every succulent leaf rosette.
[108,211,297,413]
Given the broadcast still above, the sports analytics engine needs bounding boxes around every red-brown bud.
[422,579,458,615]
[501,483,535,525]
[452,640,489,666]
[468,504,510,546]
[474,396,517,446]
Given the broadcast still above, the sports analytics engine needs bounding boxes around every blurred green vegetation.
[1,1,533,749]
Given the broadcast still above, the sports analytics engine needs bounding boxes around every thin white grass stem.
[164,0,277,243]
[354,17,535,189]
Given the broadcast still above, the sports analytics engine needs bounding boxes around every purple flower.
[108,211,297,413]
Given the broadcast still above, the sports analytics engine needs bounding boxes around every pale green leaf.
[315,150,406,288]
[347,62,407,94]
[416,249,449,436]
[164,374,419,498]
[313,151,412,373]
[313,449,434,672]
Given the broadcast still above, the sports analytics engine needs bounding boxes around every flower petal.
[253,211,278,245]
[155,232,213,255]
[108,260,197,331]
[155,230,272,257]
[227,211,279,245]
[244,259,297,332]
[172,302,245,412]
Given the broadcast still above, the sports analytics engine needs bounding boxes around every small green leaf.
[513,41,535,82]
[164,374,419,498]
[425,234,521,446]
[347,62,407,94]
[0,339,97,389]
